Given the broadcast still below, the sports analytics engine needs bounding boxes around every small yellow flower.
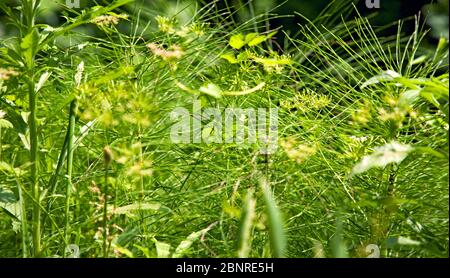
[92,14,128,27]
[155,16,176,34]
[280,137,317,163]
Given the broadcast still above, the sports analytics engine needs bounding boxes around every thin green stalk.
[102,168,109,257]
[103,146,112,257]
[0,126,2,160]
[21,0,41,258]
[17,179,29,258]
[48,127,70,195]
[236,188,256,258]
[28,77,40,257]
[42,126,70,228]
[64,99,77,253]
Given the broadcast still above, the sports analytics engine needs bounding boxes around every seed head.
[103,146,113,167]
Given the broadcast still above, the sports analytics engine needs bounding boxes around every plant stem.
[28,76,40,257]
[42,125,70,228]
[64,99,77,253]
[17,180,29,258]
[102,165,109,257]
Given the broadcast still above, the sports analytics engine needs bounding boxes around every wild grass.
[0,0,448,258]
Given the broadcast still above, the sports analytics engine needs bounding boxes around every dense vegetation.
[0,0,448,258]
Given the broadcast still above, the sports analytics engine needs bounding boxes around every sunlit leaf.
[229,33,245,49]
[247,31,277,47]
[351,142,413,175]
[172,228,208,258]
[220,53,239,64]
[108,202,163,215]
[35,71,51,93]
[199,83,222,98]
[259,177,286,258]
[153,239,171,258]
[0,119,13,129]
[361,70,401,89]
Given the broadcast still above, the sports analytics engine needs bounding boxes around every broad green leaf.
[398,90,420,107]
[259,177,286,258]
[331,217,348,258]
[220,53,239,64]
[0,188,20,220]
[112,244,134,258]
[244,33,258,43]
[0,161,14,173]
[18,132,30,151]
[247,31,277,47]
[0,161,27,176]
[199,83,222,98]
[229,34,245,49]
[74,120,97,149]
[237,51,251,60]
[20,29,39,67]
[0,187,16,203]
[0,201,21,220]
[237,188,256,258]
[361,70,401,89]
[420,90,441,109]
[0,119,13,129]
[133,244,151,258]
[386,236,421,248]
[0,107,27,135]
[35,71,51,93]
[153,239,171,258]
[352,142,413,175]
[115,227,139,247]
[172,228,209,258]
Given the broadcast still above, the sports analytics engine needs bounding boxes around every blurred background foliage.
[0,0,448,42]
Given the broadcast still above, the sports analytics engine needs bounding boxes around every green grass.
[0,0,448,258]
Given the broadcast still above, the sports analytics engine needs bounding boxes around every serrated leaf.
[229,34,245,49]
[20,29,39,67]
